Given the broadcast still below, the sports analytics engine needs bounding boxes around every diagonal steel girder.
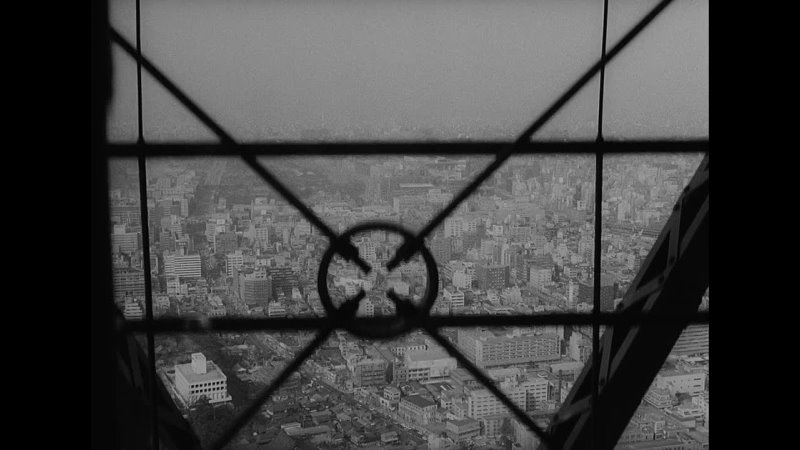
[543,154,709,450]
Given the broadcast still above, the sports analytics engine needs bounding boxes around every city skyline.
[108,153,708,449]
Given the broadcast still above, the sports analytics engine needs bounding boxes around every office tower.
[112,267,145,302]
[225,251,244,278]
[457,329,560,368]
[431,234,452,263]
[475,264,510,291]
[173,353,232,406]
[235,267,272,305]
[164,253,202,280]
[267,266,298,298]
[111,224,140,255]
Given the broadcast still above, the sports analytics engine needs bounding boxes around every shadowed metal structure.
[91,0,708,449]
[543,155,708,449]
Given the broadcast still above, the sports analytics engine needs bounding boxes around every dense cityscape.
[107,153,708,450]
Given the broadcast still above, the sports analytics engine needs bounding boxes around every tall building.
[113,267,145,302]
[109,202,141,227]
[236,268,272,305]
[443,287,465,309]
[349,357,388,387]
[159,231,176,252]
[457,329,560,368]
[267,266,298,298]
[465,374,548,419]
[577,274,616,310]
[173,353,232,406]
[111,224,140,254]
[529,265,551,289]
[224,251,244,278]
[475,264,510,291]
[431,235,452,263]
[398,396,437,425]
[215,231,238,254]
[399,349,457,383]
[253,225,270,248]
[452,270,473,290]
[163,253,202,280]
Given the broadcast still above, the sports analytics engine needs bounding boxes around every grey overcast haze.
[108,0,708,142]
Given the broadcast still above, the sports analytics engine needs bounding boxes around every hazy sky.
[107,0,708,142]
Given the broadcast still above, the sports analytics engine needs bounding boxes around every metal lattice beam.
[544,154,709,450]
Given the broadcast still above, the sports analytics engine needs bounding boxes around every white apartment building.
[174,353,232,406]
[465,375,549,420]
[164,253,202,279]
[452,271,473,290]
[529,267,551,289]
[655,369,707,396]
[403,349,457,382]
[443,287,465,309]
[225,251,244,278]
[457,329,561,368]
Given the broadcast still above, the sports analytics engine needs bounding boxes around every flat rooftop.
[175,360,226,384]
[406,349,451,362]
[448,418,480,427]
[402,395,436,409]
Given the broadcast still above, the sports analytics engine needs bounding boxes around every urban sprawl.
[109,153,709,449]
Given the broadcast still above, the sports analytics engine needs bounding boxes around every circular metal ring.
[317,221,439,339]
